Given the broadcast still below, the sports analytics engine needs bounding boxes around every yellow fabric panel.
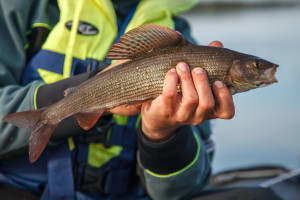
[68,137,75,151]
[37,68,64,84]
[125,0,199,32]
[113,115,129,126]
[42,0,117,62]
[88,143,123,168]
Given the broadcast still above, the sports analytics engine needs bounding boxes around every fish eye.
[254,61,261,68]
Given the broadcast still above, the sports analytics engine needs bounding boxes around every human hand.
[140,41,235,142]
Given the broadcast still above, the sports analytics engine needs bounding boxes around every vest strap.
[76,164,110,194]
[41,141,75,200]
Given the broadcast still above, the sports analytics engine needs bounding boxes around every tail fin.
[2,108,58,163]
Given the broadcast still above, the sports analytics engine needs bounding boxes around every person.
[0,0,237,199]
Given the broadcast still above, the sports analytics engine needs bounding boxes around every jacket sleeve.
[0,82,44,156]
[0,0,59,156]
[137,123,212,200]
[0,0,41,155]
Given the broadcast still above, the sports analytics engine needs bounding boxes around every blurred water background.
[180,0,300,173]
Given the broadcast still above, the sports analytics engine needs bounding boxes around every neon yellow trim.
[26,30,32,35]
[32,23,53,30]
[62,0,84,79]
[37,68,64,84]
[34,83,45,110]
[106,127,112,143]
[145,132,200,178]
[24,43,29,50]
[68,137,75,151]
[88,143,123,168]
[26,23,52,36]
[135,114,141,129]
[113,115,128,126]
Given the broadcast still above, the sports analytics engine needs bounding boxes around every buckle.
[76,164,110,194]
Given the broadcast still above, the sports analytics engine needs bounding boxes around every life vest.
[0,0,199,199]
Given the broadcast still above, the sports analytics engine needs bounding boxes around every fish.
[2,24,278,163]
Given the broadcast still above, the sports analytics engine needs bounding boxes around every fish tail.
[2,108,58,163]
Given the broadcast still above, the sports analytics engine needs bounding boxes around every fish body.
[2,24,278,162]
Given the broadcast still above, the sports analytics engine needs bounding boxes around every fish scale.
[2,24,278,163]
[42,44,260,123]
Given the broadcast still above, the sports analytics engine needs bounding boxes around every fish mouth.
[263,64,278,85]
[251,65,278,87]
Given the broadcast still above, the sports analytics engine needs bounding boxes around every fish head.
[229,57,278,94]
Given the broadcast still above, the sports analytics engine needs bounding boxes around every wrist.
[141,119,179,142]
[137,123,198,174]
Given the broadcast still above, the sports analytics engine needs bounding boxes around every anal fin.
[74,110,104,130]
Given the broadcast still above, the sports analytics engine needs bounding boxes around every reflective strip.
[68,137,75,151]
[32,23,53,30]
[135,114,142,129]
[24,43,29,50]
[26,23,53,36]
[113,115,129,126]
[34,83,45,110]
[62,0,84,79]
[106,126,112,144]
[88,143,123,168]
[145,132,201,178]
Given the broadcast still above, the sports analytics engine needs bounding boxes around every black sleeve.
[137,121,198,174]
[36,70,100,142]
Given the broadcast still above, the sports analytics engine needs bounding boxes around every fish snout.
[263,64,278,84]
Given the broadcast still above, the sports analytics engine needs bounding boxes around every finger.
[192,67,215,120]
[208,41,223,48]
[176,62,199,121]
[212,81,235,119]
[161,68,179,116]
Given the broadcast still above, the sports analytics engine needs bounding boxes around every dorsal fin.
[106,24,189,60]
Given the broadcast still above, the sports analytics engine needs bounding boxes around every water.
[180,3,300,173]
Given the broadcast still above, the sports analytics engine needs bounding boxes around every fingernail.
[170,68,176,73]
[214,81,224,89]
[178,63,188,72]
[194,67,204,74]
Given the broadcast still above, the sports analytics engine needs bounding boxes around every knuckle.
[177,115,190,124]
[184,95,198,107]
[221,110,235,119]
[177,117,187,124]
[164,89,177,99]
[200,101,215,111]
[191,121,202,126]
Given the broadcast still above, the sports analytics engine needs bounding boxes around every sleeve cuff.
[137,121,198,175]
